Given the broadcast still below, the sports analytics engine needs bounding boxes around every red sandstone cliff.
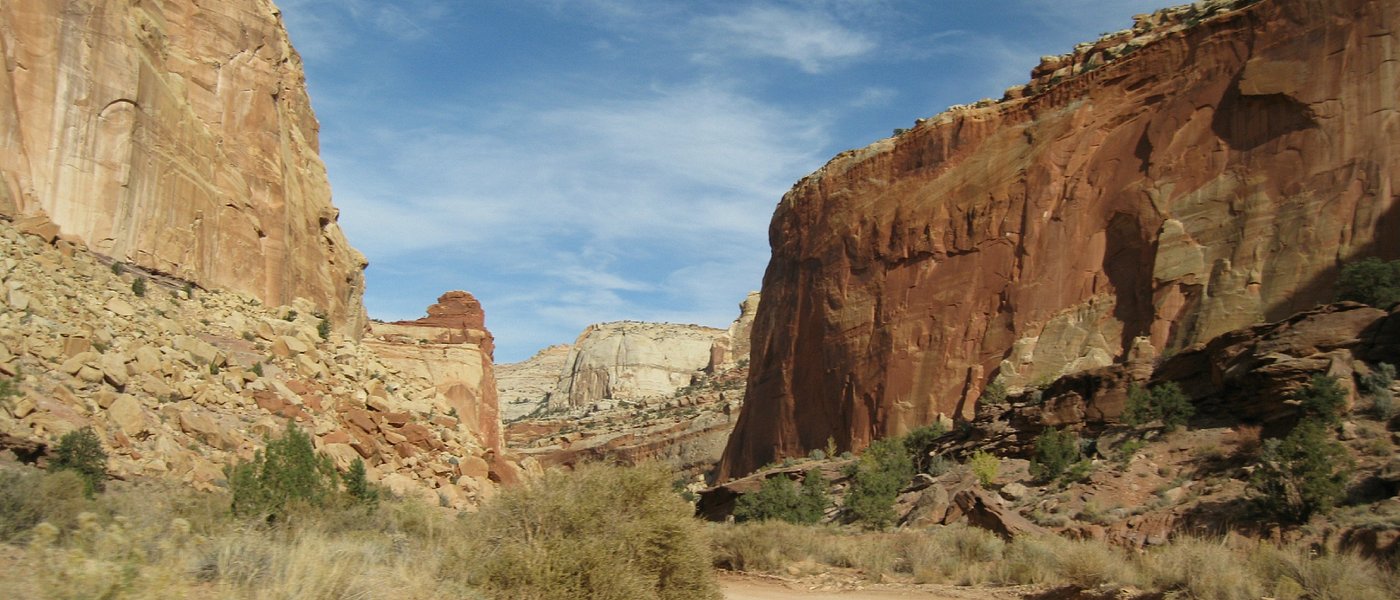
[718,0,1400,480]
[0,0,367,334]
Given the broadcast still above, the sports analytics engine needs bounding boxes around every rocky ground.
[0,217,522,508]
[704,302,1400,561]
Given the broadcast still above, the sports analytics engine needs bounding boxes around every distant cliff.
[718,0,1400,480]
[0,0,366,334]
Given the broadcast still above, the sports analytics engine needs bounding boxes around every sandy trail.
[719,573,1034,600]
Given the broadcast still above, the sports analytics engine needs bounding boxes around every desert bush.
[1295,374,1347,426]
[968,450,999,487]
[902,422,947,474]
[1251,542,1398,600]
[733,469,826,525]
[50,426,108,497]
[844,436,914,529]
[1115,438,1146,467]
[1249,419,1353,523]
[1360,362,1396,420]
[0,468,94,541]
[131,276,147,297]
[227,421,340,520]
[317,317,332,341]
[1337,256,1400,308]
[979,379,1008,406]
[465,462,719,600]
[342,458,379,509]
[1142,537,1263,600]
[1030,428,1081,482]
[1124,382,1194,431]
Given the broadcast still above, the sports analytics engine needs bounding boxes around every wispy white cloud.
[694,5,876,73]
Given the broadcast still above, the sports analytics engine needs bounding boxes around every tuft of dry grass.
[712,521,1398,598]
[0,462,719,600]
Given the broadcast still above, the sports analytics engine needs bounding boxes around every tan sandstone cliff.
[718,0,1400,480]
[0,0,366,335]
[365,292,503,457]
[545,322,727,412]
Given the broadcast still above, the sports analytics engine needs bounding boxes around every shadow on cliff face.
[1210,74,1318,153]
[1103,212,1158,353]
[1263,190,1400,323]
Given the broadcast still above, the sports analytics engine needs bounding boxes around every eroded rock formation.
[546,322,726,411]
[719,0,1400,480]
[0,0,366,334]
[366,292,503,456]
[496,344,571,421]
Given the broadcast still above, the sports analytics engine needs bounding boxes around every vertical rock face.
[547,322,725,411]
[718,0,1400,480]
[496,344,572,421]
[0,0,367,334]
[366,292,501,453]
[708,291,762,372]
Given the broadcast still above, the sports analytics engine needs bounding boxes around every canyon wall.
[0,0,366,334]
[546,322,724,411]
[718,0,1400,480]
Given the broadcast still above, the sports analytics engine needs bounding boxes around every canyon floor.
[720,574,1038,600]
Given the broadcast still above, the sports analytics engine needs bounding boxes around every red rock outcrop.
[0,0,367,335]
[718,0,1400,480]
[366,291,502,454]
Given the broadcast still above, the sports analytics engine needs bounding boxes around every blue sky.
[277,0,1168,363]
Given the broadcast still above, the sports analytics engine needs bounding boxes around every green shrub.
[317,318,331,341]
[845,437,913,529]
[50,427,107,498]
[1249,419,1353,523]
[342,458,379,509]
[1031,428,1081,482]
[734,469,827,525]
[227,421,339,520]
[251,362,263,378]
[131,276,147,297]
[903,423,947,475]
[1337,257,1400,308]
[1360,363,1396,420]
[465,463,719,599]
[1115,438,1146,467]
[1294,374,1347,426]
[968,450,999,487]
[1124,382,1194,431]
[980,379,1008,406]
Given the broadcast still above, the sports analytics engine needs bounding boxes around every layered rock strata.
[719,0,1400,479]
[0,0,367,334]
[365,292,503,456]
[546,322,726,411]
[496,344,571,421]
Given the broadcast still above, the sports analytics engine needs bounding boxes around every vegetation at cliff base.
[1030,428,1082,483]
[1124,382,1194,431]
[733,469,828,525]
[844,436,914,529]
[1249,418,1353,523]
[49,427,107,498]
[1337,256,1400,308]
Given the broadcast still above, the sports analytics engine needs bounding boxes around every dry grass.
[0,462,718,600]
[712,521,1399,598]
